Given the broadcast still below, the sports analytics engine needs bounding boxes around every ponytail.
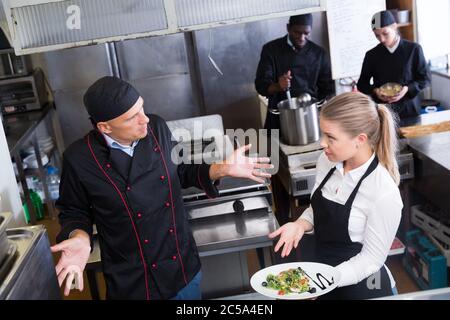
[376,104,400,185]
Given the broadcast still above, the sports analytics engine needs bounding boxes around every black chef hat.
[372,10,396,29]
[84,76,140,123]
[289,14,313,27]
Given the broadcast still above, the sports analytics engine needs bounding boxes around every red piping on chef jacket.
[86,133,151,300]
[148,123,188,285]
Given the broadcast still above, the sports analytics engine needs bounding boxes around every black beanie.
[289,14,313,27]
[83,76,140,123]
[372,10,397,29]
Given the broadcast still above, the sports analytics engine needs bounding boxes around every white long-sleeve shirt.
[301,152,403,288]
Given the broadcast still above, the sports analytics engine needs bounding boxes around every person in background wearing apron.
[357,10,430,119]
[269,92,403,299]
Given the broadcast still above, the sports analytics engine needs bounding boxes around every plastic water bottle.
[31,177,45,201]
[46,166,60,201]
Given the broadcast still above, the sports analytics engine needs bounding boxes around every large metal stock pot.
[270,95,322,146]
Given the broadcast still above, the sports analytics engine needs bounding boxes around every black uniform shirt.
[255,35,335,129]
[357,39,431,118]
[56,114,219,300]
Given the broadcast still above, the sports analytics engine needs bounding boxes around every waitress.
[357,10,431,119]
[269,92,403,299]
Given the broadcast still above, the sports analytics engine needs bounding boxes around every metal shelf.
[5,104,53,155]
[5,103,64,224]
[20,146,57,178]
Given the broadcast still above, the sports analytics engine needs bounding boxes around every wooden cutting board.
[400,120,450,138]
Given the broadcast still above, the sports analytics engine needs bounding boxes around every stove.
[182,175,277,298]
[278,138,415,197]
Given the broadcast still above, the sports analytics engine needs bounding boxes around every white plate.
[250,262,340,300]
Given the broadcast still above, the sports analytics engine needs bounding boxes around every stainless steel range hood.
[2,0,325,55]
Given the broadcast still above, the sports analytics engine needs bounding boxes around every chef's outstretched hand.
[269,221,306,258]
[50,230,91,296]
[210,144,273,184]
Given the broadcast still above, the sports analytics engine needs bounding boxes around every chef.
[357,10,431,119]
[255,13,335,130]
[51,76,273,300]
[254,13,335,225]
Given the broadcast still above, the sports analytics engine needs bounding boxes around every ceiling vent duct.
[3,0,324,55]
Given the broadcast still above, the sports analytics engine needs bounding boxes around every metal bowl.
[380,83,402,97]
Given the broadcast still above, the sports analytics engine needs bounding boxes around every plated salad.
[262,267,316,296]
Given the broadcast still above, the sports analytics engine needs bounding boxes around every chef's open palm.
[269,222,305,258]
[51,236,91,296]
[224,144,273,184]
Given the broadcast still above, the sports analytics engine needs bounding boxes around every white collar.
[287,35,300,51]
[385,36,401,54]
[102,132,138,150]
[335,153,376,182]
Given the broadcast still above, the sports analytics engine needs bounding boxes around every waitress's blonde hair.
[320,92,400,185]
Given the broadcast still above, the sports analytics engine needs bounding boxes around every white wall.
[0,122,25,227]
[416,0,450,61]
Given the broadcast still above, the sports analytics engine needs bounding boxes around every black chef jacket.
[255,35,335,130]
[55,114,219,300]
[357,39,431,119]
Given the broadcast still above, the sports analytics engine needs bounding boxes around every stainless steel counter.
[400,109,450,128]
[432,68,450,80]
[216,292,274,300]
[219,287,450,300]
[407,131,450,171]
[407,131,450,215]
[405,111,450,215]
[375,287,450,300]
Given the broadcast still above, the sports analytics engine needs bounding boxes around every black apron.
[311,156,393,299]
